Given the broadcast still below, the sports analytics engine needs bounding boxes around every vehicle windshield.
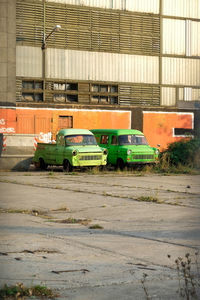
[118,135,148,146]
[65,134,97,146]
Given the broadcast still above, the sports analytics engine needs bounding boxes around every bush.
[160,138,200,169]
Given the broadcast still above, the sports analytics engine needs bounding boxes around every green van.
[90,129,159,169]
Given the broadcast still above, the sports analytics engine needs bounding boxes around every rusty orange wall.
[0,108,195,151]
[0,108,16,134]
[51,109,131,135]
[5,108,131,138]
[143,112,194,150]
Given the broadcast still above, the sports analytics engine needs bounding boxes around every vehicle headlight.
[127,149,132,155]
[103,149,108,155]
[155,149,159,155]
[72,150,77,156]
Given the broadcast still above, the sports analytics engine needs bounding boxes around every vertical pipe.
[42,0,46,102]
[159,0,163,106]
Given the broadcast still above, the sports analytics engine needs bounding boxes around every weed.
[48,171,54,176]
[136,196,162,204]
[52,206,69,212]
[89,224,104,229]
[88,166,100,174]
[141,273,150,300]
[0,208,50,218]
[168,252,200,298]
[0,282,58,299]
[53,218,91,225]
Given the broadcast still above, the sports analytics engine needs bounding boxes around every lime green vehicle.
[33,129,107,172]
[90,129,159,169]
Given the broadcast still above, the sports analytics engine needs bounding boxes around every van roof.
[59,129,93,136]
[90,129,144,135]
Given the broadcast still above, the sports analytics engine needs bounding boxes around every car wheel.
[39,158,48,170]
[116,158,125,171]
[63,160,73,172]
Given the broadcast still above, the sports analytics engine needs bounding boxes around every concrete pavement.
[0,170,200,299]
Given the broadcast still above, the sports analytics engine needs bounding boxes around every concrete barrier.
[0,134,38,171]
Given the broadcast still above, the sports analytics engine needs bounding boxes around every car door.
[108,135,119,165]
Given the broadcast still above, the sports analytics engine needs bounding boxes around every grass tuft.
[0,283,58,299]
[136,196,163,204]
[89,224,104,229]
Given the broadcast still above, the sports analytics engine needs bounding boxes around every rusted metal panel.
[162,57,200,86]
[16,46,42,78]
[45,0,160,14]
[46,48,159,84]
[163,0,200,19]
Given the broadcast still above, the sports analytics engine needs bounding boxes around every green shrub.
[160,138,200,169]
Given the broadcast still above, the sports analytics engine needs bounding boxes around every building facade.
[0,0,200,150]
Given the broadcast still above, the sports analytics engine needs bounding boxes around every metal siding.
[162,19,185,55]
[162,57,200,86]
[191,21,200,56]
[16,46,42,78]
[123,0,159,13]
[161,87,176,106]
[45,0,159,13]
[163,0,200,19]
[192,89,200,100]
[46,48,159,84]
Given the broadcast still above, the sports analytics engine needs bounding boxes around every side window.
[100,135,109,144]
[58,135,65,146]
[111,135,118,145]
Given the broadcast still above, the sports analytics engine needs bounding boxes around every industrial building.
[0,0,200,163]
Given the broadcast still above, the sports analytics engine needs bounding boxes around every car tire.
[63,160,73,172]
[39,158,48,170]
[116,158,125,171]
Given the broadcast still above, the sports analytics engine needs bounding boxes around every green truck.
[33,129,107,171]
[91,129,159,169]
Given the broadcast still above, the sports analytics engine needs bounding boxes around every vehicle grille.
[79,155,102,161]
[133,155,154,160]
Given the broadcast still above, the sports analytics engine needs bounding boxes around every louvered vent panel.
[17,0,160,55]
[119,85,160,106]
[16,79,22,102]
[16,0,43,46]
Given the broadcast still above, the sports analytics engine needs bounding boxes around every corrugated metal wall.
[162,19,185,55]
[161,87,176,106]
[162,57,200,86]
[46,48,159,84]
[191,21,200,56]
[45,0,159,14]
[163,0,200,19]
[179,87,200,101]
[162,19,200,56]
[16,46,42,77]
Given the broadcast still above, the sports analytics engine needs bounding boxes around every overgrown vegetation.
[0,283,58,299]
[156,138,200,174]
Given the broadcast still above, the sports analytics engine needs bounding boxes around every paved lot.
[0,170,200,299]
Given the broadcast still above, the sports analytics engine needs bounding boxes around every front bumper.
[72,154,107,167]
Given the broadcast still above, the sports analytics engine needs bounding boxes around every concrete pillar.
[0,0,16,107]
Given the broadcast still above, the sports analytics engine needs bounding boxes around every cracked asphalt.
[0,170,200,299]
